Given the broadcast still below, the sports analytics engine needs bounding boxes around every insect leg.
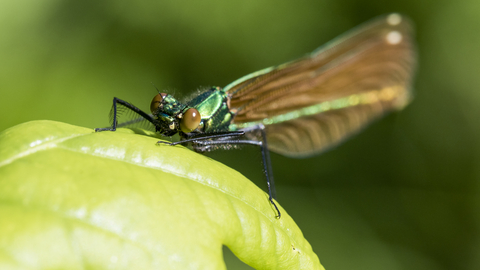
[193,132,281,219]
[157,127,280,218]
[156,131,245,146]
[96,97,156,132]
[257,124,278,216]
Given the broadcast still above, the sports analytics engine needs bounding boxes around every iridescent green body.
[186,87,233,133]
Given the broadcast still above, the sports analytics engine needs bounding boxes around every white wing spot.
[387,13,402,25]
[386,31,402,45]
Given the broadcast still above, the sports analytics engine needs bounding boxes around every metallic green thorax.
[187,87,233,133]
[154,87,233,136]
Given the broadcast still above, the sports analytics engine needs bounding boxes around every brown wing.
[224,13,416,158]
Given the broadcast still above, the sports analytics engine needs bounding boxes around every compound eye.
[180,108,201,133]
[150,93,168,114]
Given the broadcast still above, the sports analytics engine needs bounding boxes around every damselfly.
[96,13,416,218]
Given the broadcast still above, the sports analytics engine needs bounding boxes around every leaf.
[0,120,323,270]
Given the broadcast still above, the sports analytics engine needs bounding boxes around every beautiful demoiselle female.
[97,13,416,218]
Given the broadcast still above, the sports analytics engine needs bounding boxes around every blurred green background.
[1,0,479,269]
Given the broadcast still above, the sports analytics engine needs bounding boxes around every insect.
[96,13,416,218]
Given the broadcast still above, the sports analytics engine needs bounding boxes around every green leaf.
[0,120,323,270]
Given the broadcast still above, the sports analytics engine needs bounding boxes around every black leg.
[156,130,245,146]
[185,128,281,219]
[258,124,278,217]
[96,97,156,132]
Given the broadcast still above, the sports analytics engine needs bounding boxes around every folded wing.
[225,14,416,157]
